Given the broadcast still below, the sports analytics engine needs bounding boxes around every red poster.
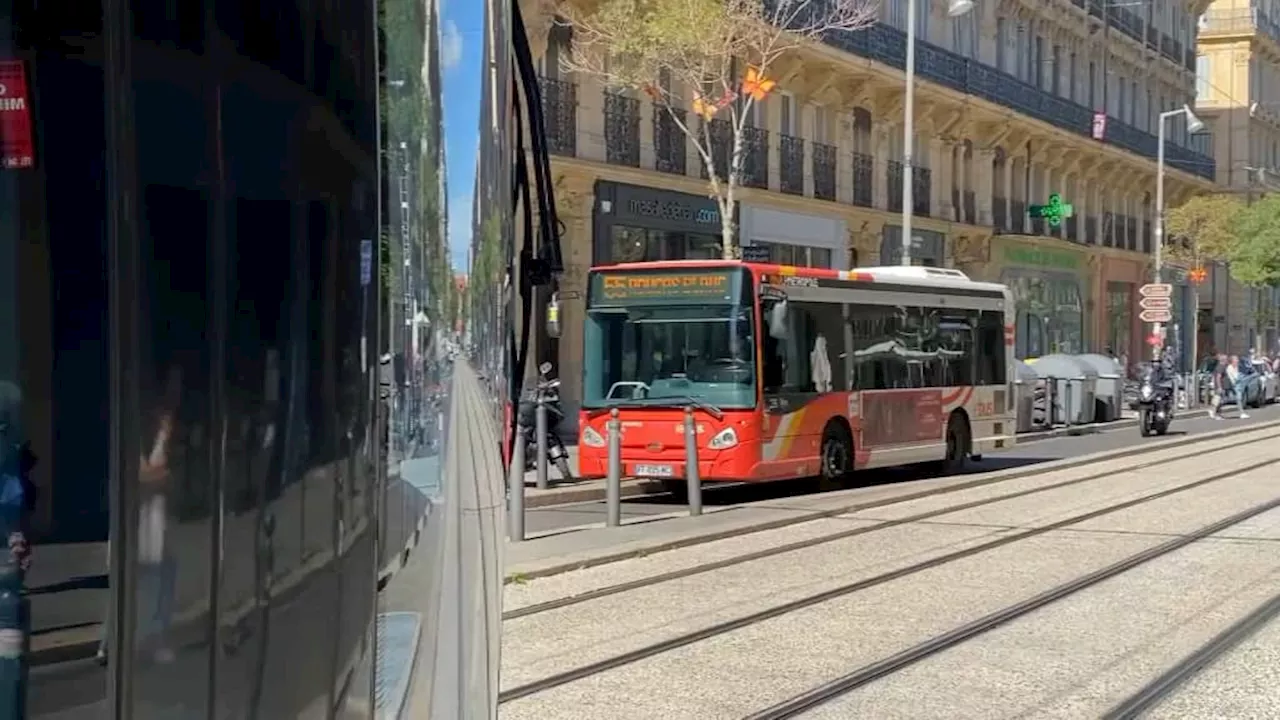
[861,390,944,446]
[0,60,34,170]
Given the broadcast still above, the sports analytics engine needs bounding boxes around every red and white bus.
[576,261,1017,490]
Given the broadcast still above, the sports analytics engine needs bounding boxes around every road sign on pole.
[1138,296,1173,311]
[1139,283,1173,298]
[1140,308,1173,323]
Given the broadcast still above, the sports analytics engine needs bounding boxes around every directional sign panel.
[1139,296,1172,311]
[1140,308,1173,323]
[1139,283,1173,298]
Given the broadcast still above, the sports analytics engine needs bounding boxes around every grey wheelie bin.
[1012,360,1038,433]
[1075,353,1124,422]
[1027,354,1099,426]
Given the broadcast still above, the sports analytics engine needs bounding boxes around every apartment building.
[521,0,1216,424]
[1196,0,1280,355]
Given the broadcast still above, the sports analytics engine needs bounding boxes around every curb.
[518,418,1144,510]
[505,417,1280,583]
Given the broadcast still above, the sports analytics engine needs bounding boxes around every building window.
[751,241,833,268]
[609,226,722,262]
[1107,282,1134,365]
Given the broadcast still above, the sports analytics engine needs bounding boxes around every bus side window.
[763,329,784,392]
[977,311,1007,385]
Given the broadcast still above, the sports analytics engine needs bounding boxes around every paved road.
[497,426,1280,718]
[521,402,1280,535]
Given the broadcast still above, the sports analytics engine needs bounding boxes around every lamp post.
[1153,104,1205,356]
[901,0,975,265]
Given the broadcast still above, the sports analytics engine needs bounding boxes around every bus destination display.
[591,270,734,304]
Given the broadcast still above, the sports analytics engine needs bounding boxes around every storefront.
[740,204,847,269]
[879,225,946,267]
[983,236,1090,359]
[1099,254,1146,370]
[593,181,724,263]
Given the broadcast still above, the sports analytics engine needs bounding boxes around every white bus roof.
[849,265,1008,294]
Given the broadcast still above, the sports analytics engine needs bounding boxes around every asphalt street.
[520,402,1280,536]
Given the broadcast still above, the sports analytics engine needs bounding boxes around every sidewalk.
[503,417,1279,581]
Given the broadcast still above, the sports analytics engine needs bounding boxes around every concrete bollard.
[683,406,702,517]
[606,409,622,527]
[508,422,526,542]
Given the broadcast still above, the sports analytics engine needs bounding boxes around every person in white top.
[810,334,832,393]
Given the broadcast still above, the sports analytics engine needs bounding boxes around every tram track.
[497,454,1280,704]
[504,424,1280,621]
[743,494,1280,719]
[1100,589,1280,720]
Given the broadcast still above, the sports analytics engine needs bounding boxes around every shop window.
[751,241,834,268]
[607,225,721,263]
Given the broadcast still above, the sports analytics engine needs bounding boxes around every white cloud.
[442,20,463,71]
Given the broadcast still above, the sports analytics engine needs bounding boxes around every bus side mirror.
[768,299,789,340]
[545,291,562,339]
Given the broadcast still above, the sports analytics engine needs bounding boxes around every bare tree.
[556,0,877,259]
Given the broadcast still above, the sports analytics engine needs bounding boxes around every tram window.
[977,311,1007,385]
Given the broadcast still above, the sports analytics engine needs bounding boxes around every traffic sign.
[1138,296,1172,311]
[1139,283,1173,298]
[1147,333,1164,347]
[1140,308,1173,323]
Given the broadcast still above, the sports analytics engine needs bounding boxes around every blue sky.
[440,0,483,273]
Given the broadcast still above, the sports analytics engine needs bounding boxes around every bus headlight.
[707,427,738,450]
[582,425,605,447]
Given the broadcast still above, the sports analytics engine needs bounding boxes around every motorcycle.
[518,362,574,481]
[1136,363,1175,437]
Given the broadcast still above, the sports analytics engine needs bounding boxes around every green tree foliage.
[1164,193,1246,266]
[1230,194,1280,287]
[559,0,874,259]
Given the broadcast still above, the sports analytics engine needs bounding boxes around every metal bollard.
[508,422,526,541]
[1063,380,1074,426]
[683,407,702,517]
[534,397,549,490]
[606,409,622,527]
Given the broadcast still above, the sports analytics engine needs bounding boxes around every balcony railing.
[851,152,873,207]
[1108,5,1143,45]
[963,190,976,225]
[1065,215,1079,243]
[1125,215,1137,250]
[1085,215,1098,245]
[541,76,577,157]
[912,168,931,217]
[887,160,904,213]
[1011,200,1026,232]
[779,134,805,195]
[701,119,731,181]
[654,107,687,175]
[812,142,836,201]
[741,126,769,189]
[604,92,640,167]
[1198,8,1280,45]
[993,197,1008,231]
[821,24,1215,179]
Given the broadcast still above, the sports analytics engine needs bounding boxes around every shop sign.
[0,60,34,170]
[1002,243,1081,271]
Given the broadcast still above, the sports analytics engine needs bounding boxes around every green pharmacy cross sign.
[1028,194,1074,227]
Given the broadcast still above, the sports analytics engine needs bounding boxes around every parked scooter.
[1136,361,1175,437]
[518,362,574,481]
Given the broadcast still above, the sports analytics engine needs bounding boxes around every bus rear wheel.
[820,422,854,484]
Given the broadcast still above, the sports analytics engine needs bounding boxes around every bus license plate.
[634,463,674,478]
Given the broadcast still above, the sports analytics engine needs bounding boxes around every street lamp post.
[901,0,975,265]
[1153,104,1205,357]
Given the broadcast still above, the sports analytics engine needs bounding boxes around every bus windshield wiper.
[620,395,724,420]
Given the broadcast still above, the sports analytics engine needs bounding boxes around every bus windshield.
[583,291,757,410]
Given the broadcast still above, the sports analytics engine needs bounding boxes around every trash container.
[1027,354,1099,425]
[1075,353,1124,422]
[1012,360,1038,433]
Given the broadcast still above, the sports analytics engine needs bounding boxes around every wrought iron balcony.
[812,142,836,201]
[820,24,1215,180]
[887,160,904,213]
[1184,48,1196,73]
[1146,26,1158,50]
[1065,215,1079,243]
[1125,215,1138,251]
[1197,8,1280,44]
[1085,215,1098,245]
[700,119,731,181]
[912,168,931,217]
[963,190,976,225]
[604,92,640,167]
[1107,5,1143,45]
[741,127,769,189]
[993,197,1008,232]
[851,152,873,207]
[1087,0,1103,20]
[654,106,687,175]
[1102,212,1117,246]
[780,134,805,195]
[540,76,577,157]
